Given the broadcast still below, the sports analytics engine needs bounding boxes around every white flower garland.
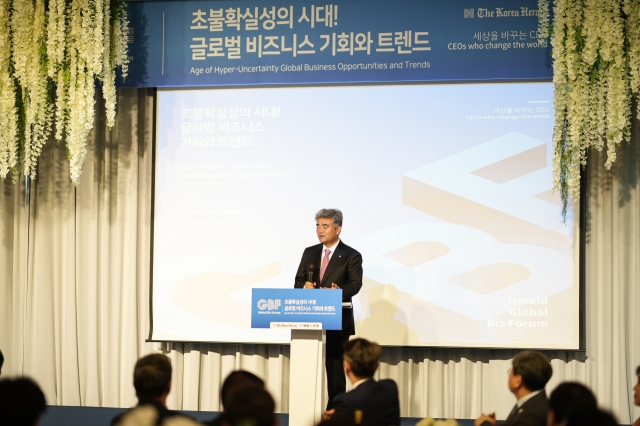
[0,0,17,178]
[0,0,128,184]
[537,0,550,43]
[548,0,639,216]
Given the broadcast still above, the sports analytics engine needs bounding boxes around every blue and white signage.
[122,0,551,87]
[251,289,343,330]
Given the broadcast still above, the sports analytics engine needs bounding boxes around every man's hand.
[331,283,340,289]
[633,416,640,426]
[474,413,496,426]
[323,409,335,421]
[304,281,316,289]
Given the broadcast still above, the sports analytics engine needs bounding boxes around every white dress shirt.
[348,377,370,392]
[320,239,340,270]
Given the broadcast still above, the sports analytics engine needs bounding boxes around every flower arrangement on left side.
[0,0,129,185]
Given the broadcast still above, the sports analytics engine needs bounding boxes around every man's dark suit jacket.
[481,391,549,426]
[110,399,194,426]
[331,379,400,426]
[294,240,363,337]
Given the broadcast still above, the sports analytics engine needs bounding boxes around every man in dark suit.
[294,208,363,407]
[111,353,193,426]
[475,351,553,426]
[324,338,400,426]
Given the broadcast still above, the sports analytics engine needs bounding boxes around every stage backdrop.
[138,0,579,349]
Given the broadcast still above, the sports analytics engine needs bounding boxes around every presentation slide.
[152,82,579,349]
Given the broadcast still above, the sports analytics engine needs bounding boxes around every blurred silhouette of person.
[111,353,193,426]
[632,365,640,426]
[566,407,617,426]
[547,382,597,426]
[203,370,265,426]
[222,384,277,426]
[0,377,46,426]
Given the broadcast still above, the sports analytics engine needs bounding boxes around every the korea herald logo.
[464,8,474,18]
[257,299,282,310]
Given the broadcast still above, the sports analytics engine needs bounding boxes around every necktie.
[506,404,519,423]
[319,249,331,284]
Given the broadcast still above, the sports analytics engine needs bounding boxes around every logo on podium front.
[257,299,282,311]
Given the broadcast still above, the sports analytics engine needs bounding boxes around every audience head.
[343,338,382,380]
[547,382,597,426]
[221,370,265,409]
[0,377,46,426]
[133,353,172,401]
[565,407,617,426]
[634,365,640,406]
[223,384,276,426]
[509,351,552,396]
[0,349,4,375]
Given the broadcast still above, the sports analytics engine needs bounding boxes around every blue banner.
[251,289,343,330]
[122,0,551,87]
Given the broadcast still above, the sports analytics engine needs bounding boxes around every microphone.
[308,264,315,285]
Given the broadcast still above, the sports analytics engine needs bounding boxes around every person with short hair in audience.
[324,338,400,426]
[203,370,265,426]
[0,377,46,426]
[111,353,193,426]
[475,351,552,426]
[547,382,597,426]
[222,384,277,426]
[633,365,640,426]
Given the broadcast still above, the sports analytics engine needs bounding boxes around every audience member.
[565,407,617,426]
[111,353,193,426]
[0,349,4,375]
[203,370,265,426]
[324,338,400,426]
[222,384,276,426]
[0,377,47,426]
[633,365,640,426]
[117,404,202,426]
[547,382,597,426]
[475,351,552,426]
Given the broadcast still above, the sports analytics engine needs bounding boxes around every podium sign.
[251,288,342,330]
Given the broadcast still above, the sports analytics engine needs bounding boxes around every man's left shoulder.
[337,241,361,256]
[526,391,549,408]
[515,392,549,426]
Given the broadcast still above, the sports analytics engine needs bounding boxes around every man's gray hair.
[315,209,343,227]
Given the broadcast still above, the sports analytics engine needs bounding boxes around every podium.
[252,288,344,426]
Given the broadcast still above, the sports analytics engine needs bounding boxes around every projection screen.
[151,82,580,349]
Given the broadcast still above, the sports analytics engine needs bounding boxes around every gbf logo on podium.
[257,298,282,311]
